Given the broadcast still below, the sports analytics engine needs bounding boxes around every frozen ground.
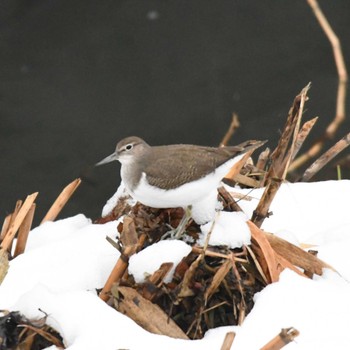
[1,180,350,349]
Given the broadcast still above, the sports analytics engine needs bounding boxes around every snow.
[129,240,192,283]
[1,180,350,349]
[101,181,136,217]
[198,211,251,248]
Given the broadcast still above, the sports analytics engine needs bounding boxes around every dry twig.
[260,327,300,350]
[220,331,236,350]
[290,0,348,170]
[252,84,310,227]
[1,193,38,252]
[41,178,81,224]
[301,132,350,181]
[220,113,240,147]
[13,203,36,257]
[99,216,146,302]
[113,285,188,339]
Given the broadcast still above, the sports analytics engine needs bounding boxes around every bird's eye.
[125,144,133,151]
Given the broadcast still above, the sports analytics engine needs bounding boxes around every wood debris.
[96,84,343,343]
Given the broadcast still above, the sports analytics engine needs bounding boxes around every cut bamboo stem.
[0,215,12,242]
[287,117,318,172]
[41,178,81,224]
[14,203,36,257]
[301,132,350,181]
[253,85,309,227]
[248,220,281,283]
[260,327,299,350]
[1,193,38,251]
[225,149,255,181]
[1,200,22,242]
[256,147,270,171]
[99,234,146,302]
[220,331,236,350]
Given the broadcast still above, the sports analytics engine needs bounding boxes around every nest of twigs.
[0,84,348,349]
[93,84,342,342]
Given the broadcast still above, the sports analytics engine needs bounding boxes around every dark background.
[1,0,349,224]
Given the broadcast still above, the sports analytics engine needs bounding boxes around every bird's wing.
[143,145,240,190]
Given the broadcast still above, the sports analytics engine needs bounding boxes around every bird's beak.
[95,153,118,166]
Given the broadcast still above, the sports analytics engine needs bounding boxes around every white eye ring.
[125,144,133,151]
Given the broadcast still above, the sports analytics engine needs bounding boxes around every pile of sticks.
[95,84,342,349]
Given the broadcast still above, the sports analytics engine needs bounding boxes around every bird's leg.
[161,206,192,240]
[173,206,192,239]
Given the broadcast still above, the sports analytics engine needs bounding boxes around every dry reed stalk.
[280,85,308,180]
[192,246,246,262]
[270,83,310,180]
[0,200,22,243]
[224,149,255,181]
[247,221,281,283]
[290,0,348,171]
[288,117,318,164]
[0,215,12,242]
[252,85,310,228]
[204,259,232,302]
[218,186,244,212]
[99,238,146,302]
[18,324,65,349]
[265,232,335,275]
[100,215,146,302]
[41,178,81,224]
[304,250,318,278]
[251,179,280,228]
[13,203,36,257]
[220,331,236,350]
[0,250,9,284]
[147,262,173,286]
[245,245,269,285]
[230,253,246,325]
[260,327,299,350]
[220,113,240,147]
[1,193,38,251]
[0,193,38,284]
[113,285,188,339]
[233,173,261,188]
[301,132,350,181]
[176,254,201,299]
[256,147,270,172]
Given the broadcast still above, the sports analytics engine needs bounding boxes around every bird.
[96,136,264,226]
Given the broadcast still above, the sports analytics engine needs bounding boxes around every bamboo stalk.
[256,147,270,171]
[301,132,350,181]
[248,221,281,283]
[253,85,310,227]
[41,178,81,224]
[287,117,318,172]
[1,200,22,242]
[260,327,299,350]
[1,193,38,251]
[0,215,12,242]
[220,331,236,350]
[99,234,146,302]
[14,203,36,257]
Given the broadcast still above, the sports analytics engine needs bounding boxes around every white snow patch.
[1,180,350,349]
[129,240,192,283]
[198,211,250,248]
[101,181,136,217]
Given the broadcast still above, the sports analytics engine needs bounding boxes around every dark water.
[1,0,349,225]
